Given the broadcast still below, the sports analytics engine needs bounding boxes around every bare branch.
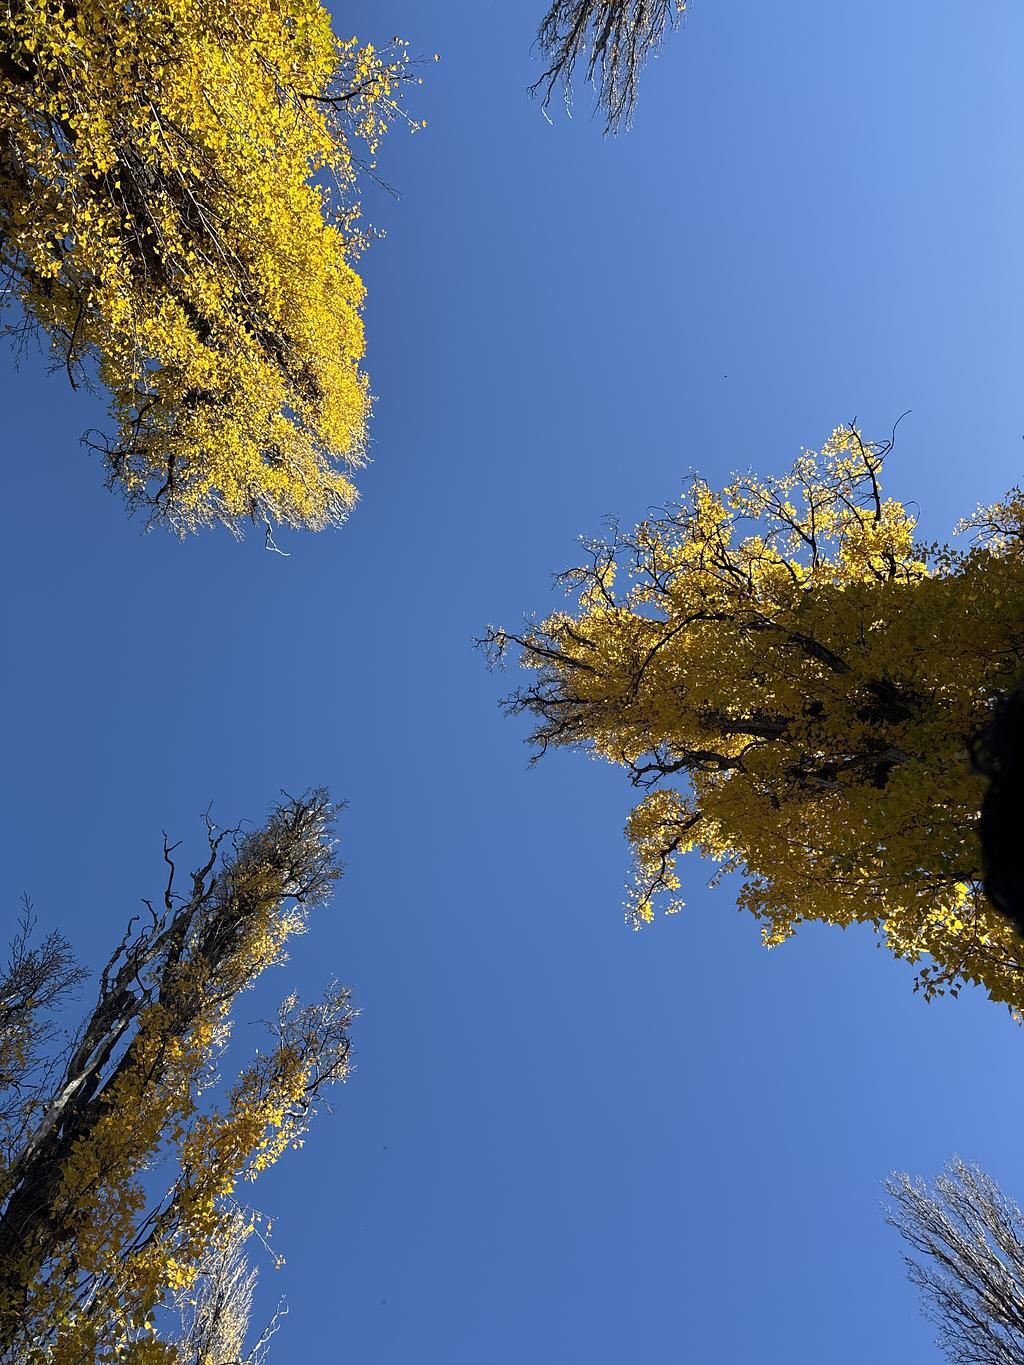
[532,0,684,132]
[886,1160,1024,1364]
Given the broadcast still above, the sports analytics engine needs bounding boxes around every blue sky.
[3,0,1024,1359]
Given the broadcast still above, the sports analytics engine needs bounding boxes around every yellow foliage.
[0,0,414,533]
[491,427,1024,1012]
[0,792,353,1361]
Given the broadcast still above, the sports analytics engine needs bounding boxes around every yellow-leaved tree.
[485,426,1024,1012]
[0,790,352,1362]
[0,3,416,534]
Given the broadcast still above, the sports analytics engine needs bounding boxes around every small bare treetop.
[170,1207,290,1365]
[886,1159,1024,1365]
[532,0,685,132]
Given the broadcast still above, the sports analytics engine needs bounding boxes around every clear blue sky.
[3,1,1024,1360]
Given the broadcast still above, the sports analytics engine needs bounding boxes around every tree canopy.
[0,790,351,1363]
[486,426,1024,1012]
[1,1,414,534]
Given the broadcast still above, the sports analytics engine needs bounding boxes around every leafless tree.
[0,903,87,1169]
[171,1207,286,1365]
[532,0,684,132]
[886,1159,1024,1364]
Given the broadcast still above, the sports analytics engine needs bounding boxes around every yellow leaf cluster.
[0,795,351,1361]
[0,0,412,532]
[495,427,1024,1013]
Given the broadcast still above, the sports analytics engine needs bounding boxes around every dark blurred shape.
[973,685,1024,935]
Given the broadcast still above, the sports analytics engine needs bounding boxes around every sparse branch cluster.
[170,1208,261,1365]
[887,1160,1024,1365]
[169,1207,284,1365]
[0,790,352,1363]
[532,0,685,130]
[0,906,86,1173]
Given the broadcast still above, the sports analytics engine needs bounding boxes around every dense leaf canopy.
[1,0,412,533]
[488,428,1024,1012]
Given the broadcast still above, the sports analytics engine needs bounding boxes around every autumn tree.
[532,0,685,131]
[484,425,1024,1012]
[0,2,417,535]
[0,790,353,1363]
[886,1159,1024,1364]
